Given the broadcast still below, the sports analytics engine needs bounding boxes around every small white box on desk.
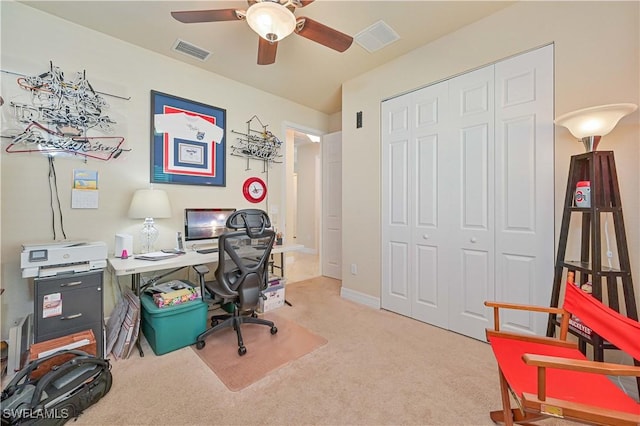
[259,284,285,313]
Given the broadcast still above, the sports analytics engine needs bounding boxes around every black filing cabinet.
[34,270,104,357]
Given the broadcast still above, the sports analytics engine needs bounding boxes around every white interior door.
[381,45,554,341]
[322,131,342,279]
[494,45,554,335]
[381,96,412,315]
[446,65,496,341]
[409,83,450,328]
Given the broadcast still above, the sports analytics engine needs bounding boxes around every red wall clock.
[242,177,267,203]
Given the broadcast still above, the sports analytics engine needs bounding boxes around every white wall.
[341,1,640,306]
[0,1,329,338]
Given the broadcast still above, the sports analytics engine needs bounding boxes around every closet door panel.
[388,241,410,298]
[460,248,491,319]
[502,116,536,229]
[461,124,490,229]
[447,66,495,341]
[411,84,449,327]
[494,44,554,335]
[413,244,439,320]
[500,253,537,333]
[382,98,412,314]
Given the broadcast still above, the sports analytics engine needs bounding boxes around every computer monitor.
[184,208,236,245]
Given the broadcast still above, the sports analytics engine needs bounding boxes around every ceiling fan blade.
[171,9,242,23]
[257,38,278,65]
[295,17,353,52]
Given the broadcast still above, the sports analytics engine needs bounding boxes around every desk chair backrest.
[214,209,275,310]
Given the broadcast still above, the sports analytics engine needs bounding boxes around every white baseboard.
[340,286,380,310]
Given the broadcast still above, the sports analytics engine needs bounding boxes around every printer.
[21,241,108,278]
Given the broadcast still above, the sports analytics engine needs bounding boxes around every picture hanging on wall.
[150,90,226,186]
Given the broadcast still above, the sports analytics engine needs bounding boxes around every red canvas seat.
[485,283,640,426]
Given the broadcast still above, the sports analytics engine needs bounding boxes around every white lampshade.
[555,103,637,139]
[128,188,172,253]
[246,1,296,42]
[128,188,171,219]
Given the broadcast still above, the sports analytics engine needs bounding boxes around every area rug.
[192,312,327,391]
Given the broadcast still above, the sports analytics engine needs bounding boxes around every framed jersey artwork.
[150,90,226,186]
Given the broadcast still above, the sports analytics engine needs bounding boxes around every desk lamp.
[128,187,172,253]
[555,103,637,151]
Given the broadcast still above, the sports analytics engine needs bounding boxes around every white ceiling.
[19,0,514,115]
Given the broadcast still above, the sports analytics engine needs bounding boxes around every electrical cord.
[604,215,613,269]
[47,155,67,240]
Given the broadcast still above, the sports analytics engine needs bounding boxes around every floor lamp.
[555,103,637,151]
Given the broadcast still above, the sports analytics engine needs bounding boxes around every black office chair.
[193,209,277,355]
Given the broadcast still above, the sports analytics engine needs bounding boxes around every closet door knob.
[470,237,477,243]
[423,234,429,240]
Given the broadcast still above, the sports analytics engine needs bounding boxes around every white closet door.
[446,65,496,341]
[381,96,412,315]
[494,45,554,335]
[381,46,554,342]
[381,84,450,325]
[410,83,450,328]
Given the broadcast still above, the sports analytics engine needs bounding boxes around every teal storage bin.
[140,293,208,355]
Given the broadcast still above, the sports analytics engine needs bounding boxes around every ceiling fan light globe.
[246,1,296,42]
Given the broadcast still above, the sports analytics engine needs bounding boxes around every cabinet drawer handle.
[60,281,82,287]
[61,313,82,320]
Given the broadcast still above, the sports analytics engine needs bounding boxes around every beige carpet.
[192,313,327,391]
[74,277,575,425]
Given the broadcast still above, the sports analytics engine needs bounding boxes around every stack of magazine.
[134,251,182,261]
[145,280,201,308]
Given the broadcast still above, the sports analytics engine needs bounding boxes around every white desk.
[108,243,303,278]
[107,243,303,356]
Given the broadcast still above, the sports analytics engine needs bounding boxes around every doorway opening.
[282,124,321,283]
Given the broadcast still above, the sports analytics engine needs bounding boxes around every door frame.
[281,121,324,266]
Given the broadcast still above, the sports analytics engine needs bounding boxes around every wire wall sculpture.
[1,61,129,161]
[231,115,283,171]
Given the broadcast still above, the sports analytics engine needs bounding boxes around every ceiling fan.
[171,0,353,65]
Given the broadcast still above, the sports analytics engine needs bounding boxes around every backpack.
[1,350,112,425]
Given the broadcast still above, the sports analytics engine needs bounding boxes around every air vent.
[354,20,400,53]
[172,39,211,61]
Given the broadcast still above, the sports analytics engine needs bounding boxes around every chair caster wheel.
[196,340,205,350]
[211,319,219,327]
[270,326,278,335]
[238,346,247,356]
[251,312,258,318]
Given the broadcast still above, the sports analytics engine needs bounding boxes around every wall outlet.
[350,263,358,275]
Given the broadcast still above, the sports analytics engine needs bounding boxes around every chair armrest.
[484,301,568,335]
[521,393,640,426]
[486,329,578,349]
[523,353,640,377]
[193,264,210,275]
[522,354,640,416]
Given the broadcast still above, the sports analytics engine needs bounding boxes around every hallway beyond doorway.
[286,251,319,284]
